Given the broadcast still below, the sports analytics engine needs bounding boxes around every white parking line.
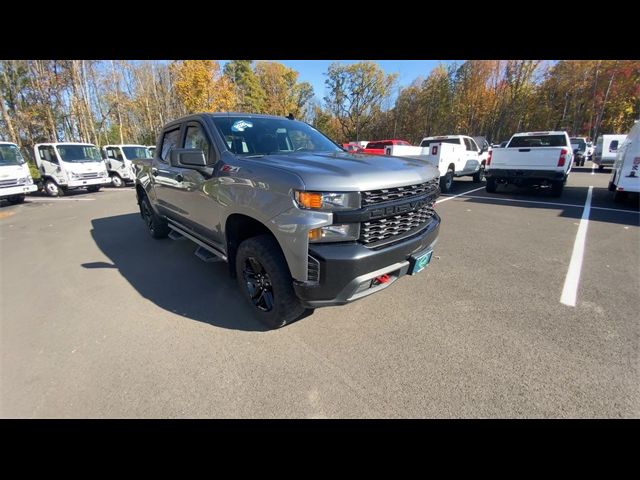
[591,162,596,175]
[560,186,593,307]
[439,193,638,214]
[26,197,95,202]
[435,186,485,204]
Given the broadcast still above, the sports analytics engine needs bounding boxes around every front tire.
[439,169,454,193]
[235,235,306,329]
[139,194,169,239]
[44,179,61,197]
[111,174,124,188]
[485,177,497,193]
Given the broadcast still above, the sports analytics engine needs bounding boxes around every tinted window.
[508,135,568,148]
[609,140,619,151]
[160,128,181,162]
[0,144,24,165]
[39,146,57,163]
[184,124,211,163]
[122,146,149,160]
[420,138,461,148]
[57,145,102,162]
[212,116,340,156]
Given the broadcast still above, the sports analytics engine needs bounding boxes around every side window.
[610,140,619,151]
[463,138,472,151]
[106,147,117,160]
[469,139,479,151]
[160,128,181,162]
[39,146,57,163]
[184,124,211,163]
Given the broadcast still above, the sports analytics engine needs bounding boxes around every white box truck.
[0,141,38,204]
[102,144,150,187]
[608,121,640,202]
[594,134,627,170]
[34,142,111,196]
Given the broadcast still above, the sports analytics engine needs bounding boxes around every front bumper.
[0,184,38,198]
[67,177,111,188]
[294,213,440,308]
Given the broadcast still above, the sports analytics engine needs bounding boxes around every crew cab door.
[37,145,63,179]
[104,146,124,173]
[463,138,481,173]
[151,126,185,217]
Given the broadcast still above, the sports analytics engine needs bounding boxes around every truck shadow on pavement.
[84,213,270,332]
[450,185,640,227]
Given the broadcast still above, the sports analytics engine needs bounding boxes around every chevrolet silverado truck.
[485,131,573,197]
[134,113,441,328]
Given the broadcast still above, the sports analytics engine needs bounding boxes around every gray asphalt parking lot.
[1,162,638,418]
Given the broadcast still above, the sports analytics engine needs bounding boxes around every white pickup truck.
[485,131,573,197]
[384,135,486,193]
[0,141,38,204]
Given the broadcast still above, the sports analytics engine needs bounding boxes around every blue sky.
[221,60,452,103]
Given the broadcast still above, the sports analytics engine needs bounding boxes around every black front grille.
[361,179,439,206]
[79,173,100,180]
[360,204,436,247]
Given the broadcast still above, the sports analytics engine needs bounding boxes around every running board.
[167,222,227,262]
[168,230,185,241]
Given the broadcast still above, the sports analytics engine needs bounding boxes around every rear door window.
[609,140,619,151]
[508,135,568,148]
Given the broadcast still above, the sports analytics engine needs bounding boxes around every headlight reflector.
[294,190,360,211]
[308,223,359,243]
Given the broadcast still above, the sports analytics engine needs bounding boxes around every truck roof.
[35,142,97,147]
[421,135,467,140]
[163,112,298,130]
[102,144,147,148]
[0,141,18,146]
[511,131,567,137]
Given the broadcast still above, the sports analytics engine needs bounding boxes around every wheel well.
[225,214,275,277]
[135,183,146,204]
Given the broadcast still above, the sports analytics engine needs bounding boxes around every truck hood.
[243,152,439,191]
[0,165,29,179]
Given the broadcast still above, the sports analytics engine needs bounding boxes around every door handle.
[175,174,184,183]
[151,168,159,176]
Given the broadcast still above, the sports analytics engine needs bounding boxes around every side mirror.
[170,148,208,168]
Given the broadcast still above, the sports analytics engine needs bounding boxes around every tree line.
[1,60,638,157]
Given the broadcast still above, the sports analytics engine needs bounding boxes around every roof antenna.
[287,113,294,120]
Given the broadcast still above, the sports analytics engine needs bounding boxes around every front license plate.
[409,250,433,275]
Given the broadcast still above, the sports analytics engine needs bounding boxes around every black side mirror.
[170,148,208,168]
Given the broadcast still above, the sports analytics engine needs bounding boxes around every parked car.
[342,142,363,153]
[485,131,573,197]
[134,113,441,328]
[362,139,411,155]
[102,144,150,187]
[0,141,38,204]
[570,137,589,166]
[594,134,627,170]
[608,121,639,202]
[33,142,111,196]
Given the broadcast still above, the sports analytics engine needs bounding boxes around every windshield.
[212,116,341,156]
[57,145,102,163]
[508,135,568,148]
[0,144,25,166]
[122,146,150,160]
[420,138,461,147]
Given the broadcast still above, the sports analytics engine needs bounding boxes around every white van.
[608,121,640,202]
[594,134,627,170]
[0,141,38,204]
[34,142,111,196]
[102,144,150,187]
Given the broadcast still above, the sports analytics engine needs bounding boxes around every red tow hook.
[373,274,391,285]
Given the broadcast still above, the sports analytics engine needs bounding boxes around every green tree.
[223,60,266,113]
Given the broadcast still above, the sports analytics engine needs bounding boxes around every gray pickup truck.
[134,113,441,328]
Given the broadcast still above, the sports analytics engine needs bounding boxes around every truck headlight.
[308,223,360,243]
[69,172,80,179]
[294,191,360,211]
[99,170,108,177]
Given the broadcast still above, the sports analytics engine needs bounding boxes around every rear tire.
[139,193,169,239]
[485,177,497,193]
[472,166,485,183]
[613,190,627,203]
[235,234,306,329]
[551,180,564,197]
[439,170,454,193]
[6,194,25,204]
